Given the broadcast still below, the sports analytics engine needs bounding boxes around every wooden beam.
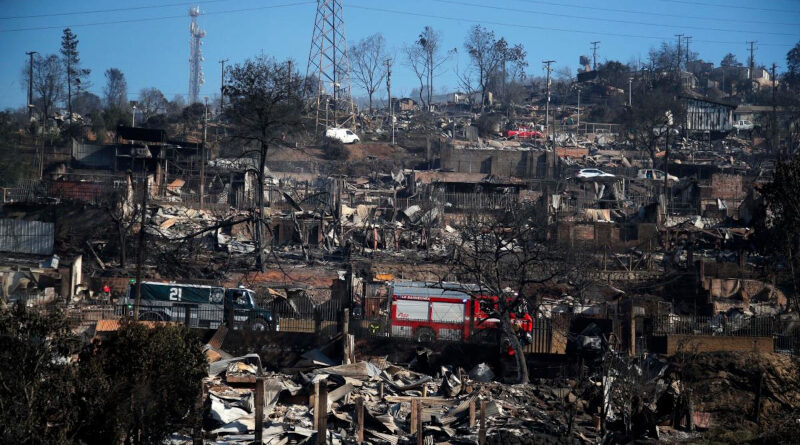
[356,396,364,444]
[254,377,264,443]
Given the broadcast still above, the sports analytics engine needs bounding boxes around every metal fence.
[651,314,789,337]
[651,314,799,355]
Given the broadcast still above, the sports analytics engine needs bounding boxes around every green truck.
[120,281,278,331]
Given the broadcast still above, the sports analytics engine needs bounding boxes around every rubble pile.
[680,352,800,433]
[188,338,618,445]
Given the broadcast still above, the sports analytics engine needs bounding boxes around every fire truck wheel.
[139,311,166,321]
[248,318,269,332]
[414,328,435,343]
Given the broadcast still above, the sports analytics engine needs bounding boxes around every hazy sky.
[1,0,798,109]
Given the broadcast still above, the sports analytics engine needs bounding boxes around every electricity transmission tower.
[188,6,206,105]
[306,0,355,134]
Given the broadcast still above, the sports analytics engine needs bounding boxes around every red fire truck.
[388,281,532,344]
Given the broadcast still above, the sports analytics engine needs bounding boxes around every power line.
[653,0,800,14]
[0,1,315,33]
[345,4,794,47]
[509,0,800,26]
[0,0,235,20]
[431,0,798,36]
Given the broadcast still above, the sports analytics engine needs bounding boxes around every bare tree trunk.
[255,141,268,272]
[118,222,126,268]
[501,316,529,384]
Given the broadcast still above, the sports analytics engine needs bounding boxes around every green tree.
[61,28,90,120]
[103,68,128,110]
[720,52,742,67]
[225,56,309,271]
[785,41,800,90]
[463,25,525,111]
[73,321,206,445]
[0,306,206,445]
[22,54,65,131]
[0,305,80,444]
[760,155,800,309]
[623,83,683,169]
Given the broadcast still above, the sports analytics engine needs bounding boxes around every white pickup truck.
[733,120,754,132]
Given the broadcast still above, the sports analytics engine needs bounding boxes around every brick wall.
[710,173,743,201]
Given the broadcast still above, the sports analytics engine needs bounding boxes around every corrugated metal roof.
[0,219,54,255]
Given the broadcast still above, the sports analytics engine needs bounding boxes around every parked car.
[576,168,615,179]
[637,169,679,182]
[325,127,360,144]
[733,120,754,132]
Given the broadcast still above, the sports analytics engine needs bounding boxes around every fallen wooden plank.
[384,396,458,406]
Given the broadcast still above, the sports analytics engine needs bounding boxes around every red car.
[504,128,543,139]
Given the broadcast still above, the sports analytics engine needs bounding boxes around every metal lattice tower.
[306,0,355,133]
[188,6,206,105]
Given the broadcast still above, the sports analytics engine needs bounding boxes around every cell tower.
[188,6,206,105]
[306,0,355,133]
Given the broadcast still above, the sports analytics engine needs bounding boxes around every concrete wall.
[659,334,774,355]
[441,145,551,178]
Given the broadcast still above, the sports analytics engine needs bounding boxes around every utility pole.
[684,36,692,66]
[543,60,555,136]
[675,34,684,71]
[543,60,555,176]
[133,163,148,321]
[590,42,600,71]
[628,77,633,107]
[747,41,757,81]
[218,59,228,110]
[385,58,394,145]
[771,63,779,158]
[201,97,208,209]
[25,51,37,120]
[577,87,581,132]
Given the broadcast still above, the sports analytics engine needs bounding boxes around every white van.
[325,127,360,144]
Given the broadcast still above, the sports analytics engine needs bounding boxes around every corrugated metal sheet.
[685,98,734,132]
[0,219,54,255]
[72,141,115,168]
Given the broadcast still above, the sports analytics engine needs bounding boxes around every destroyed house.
[115,125,202,174]
[681,94,735,136]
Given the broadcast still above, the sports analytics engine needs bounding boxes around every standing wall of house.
[685,99,733,133]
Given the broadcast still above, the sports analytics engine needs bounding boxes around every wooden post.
[469,399,476,428]
[316,380,328,445]
[254,377,264,444]
[192,385,204,445]
[479,400,487,445]
[342,308,350,364]
[629,299,636,357]
[422,385,428,397]
[355,396,364,444]
[416,399,424,445]
[410,399,419,434]
[378,382,384,399]
[754,372,763,424]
